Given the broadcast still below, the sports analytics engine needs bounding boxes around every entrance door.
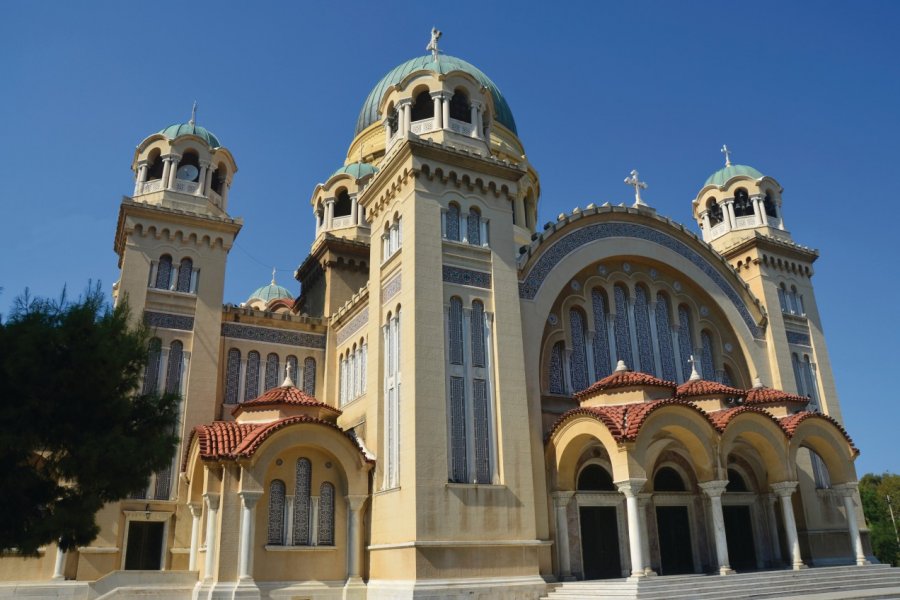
[656,506,694,575]
[723,505,757,571]
[579,506,622,579]
[124,521,164,570]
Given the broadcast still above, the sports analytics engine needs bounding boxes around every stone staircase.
[541,564,900,600]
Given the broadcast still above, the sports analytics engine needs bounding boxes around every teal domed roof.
[159,123,221,148]
[331,162,379,179]
[248,275,294,305]
[704,164,764,187]
[355,54,517,135]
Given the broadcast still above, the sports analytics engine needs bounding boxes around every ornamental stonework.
[221,322,326,349]
[442,265,492,289]
[144,310,194,331]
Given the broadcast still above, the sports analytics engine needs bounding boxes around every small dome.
[247,275,294,305]
[331,162,379,179]
[159,122,221,148]
[355,54,517,135]
[704,164,764,188]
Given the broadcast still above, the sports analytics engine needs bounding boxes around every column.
[350,195,359,225]
[167,156,181,190]
[134,161,148,195]
[204,164,215,197]
[431,92,443,130]
[723,199,736,229]
[399,100,412,135]
[752,195,765,226]
[237,489,263,581]
[220,181,230,208]
[51,544,66,580]
[700,480,734,575]
[161,157,173,190]
[202,492,221,582]
[771,482,805,569]
[325,198,335,230]
[196,161,209,196]
[766,494,784,565]
[442,94,450,129]
[188,502,202,571]
[616,479,648,577]
[470,102,481,138]
[346,495,368,582]
[552,492,575,581]
[700,210,711,241]
[835,483,868,565]
[383,119,392,148]
[637,493,655,575]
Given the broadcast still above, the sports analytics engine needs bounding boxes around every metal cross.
[721,144,732,167]
[624,169,648,207]
[190,100,198,126]
[687,354,700,379]
[271,267,277,285]
[427,27,442,62]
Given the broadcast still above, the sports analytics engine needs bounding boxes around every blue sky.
[2,2,897,474]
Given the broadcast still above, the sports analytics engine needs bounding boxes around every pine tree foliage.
[859,472,900,566]
[0,284,180,555]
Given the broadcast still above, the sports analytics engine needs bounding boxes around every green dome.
[331,162,379,179]
[247,282,294,305]
[704,164,764,187]
[355,54,517,135]
[159,123,221,148]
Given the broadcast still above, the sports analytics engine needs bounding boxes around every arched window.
[410,90,434,122]
[763,192,778,218]
[613,284,633,365]
[778,283,788,313]
[655,293,677,382]
[267,479,286,545]
[733,188,753,217]
[384,308,402,488]
[177,150,200,181]
[176,258,193,293]
[467,208,481,245]
[788,285,800,315]
[448,297,464,365]
[146,150,163,181]
[634,285,655,375]
[590,288,612,379]
[448,374,467,483]
[578,464,615,491]
[211,164,227,195]
[471,300,486,368]
[449,89,470,122]
[472,377,491,483]
[802,355,820,407]
[244,351,260,401]
[568,308,589,392]
[285,355,298,385]
[293,458,312,545]
[548,340,566,394]
[165,340,184,394]
[317,482,335,545]
[303,357,316,395]
[265,352,279,390]
[726,468,749,492]
[387,105,399,136]
[225,348,241,404]
[334,189,352,218]
[654,466,687,492]
[143,337,162,394]
[445,203,461,241]
[700,330,715,381]
[707,200,723,227]
[677,305,695,382]
[155,255,172,289]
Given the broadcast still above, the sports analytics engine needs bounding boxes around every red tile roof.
[708,405,789,434]
[676,379,745,399]
[232,385,341,417]
[744,386,809,406]
[780,411,857,451]
[574,370,677,401]
[548,399,714,443]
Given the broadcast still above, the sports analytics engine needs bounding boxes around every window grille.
[267,480,286,545]
[293,459,312,545]
[591,289,612,379]
[317,482,335,545]
[225,348,241,404]
[264,353,279,391]
[245,351,260,401]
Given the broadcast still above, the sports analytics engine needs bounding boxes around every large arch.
[718,409,792,484]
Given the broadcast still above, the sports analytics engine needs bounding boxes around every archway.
[576,463,623,579]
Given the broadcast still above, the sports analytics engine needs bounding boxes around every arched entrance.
[652,465,696,575]
[576,463,623,579]
[723,468,758,570]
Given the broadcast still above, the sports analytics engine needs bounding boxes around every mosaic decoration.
[570,280,581,291]
[472,378,491,484]
[143,337,162,394]
[155,255,172,289]
[613,284,633,364]
[655,293,678,382]
[701,331,715,380]
[467,211,481,245]
[623,262,632,273]
[547,313,558,326]
[649,268,659,279]
[597,265,607,275]
[471,301,486,368]
[677,306,695,382]
[165,340,184,394]
[568,308,589,392]
[177,257,193,292]
[244,351,260,402]
[303,357,316,395]
[449,297,464,365]
[336,310,368,346]
[145,311,194,331]
[267,480,286,545]
[225,348,241,404]
[265,353,279,391]
[548,341,566,394]
[724,342,733,353]
[317,482,335,546]
[634,286,656,375]
[382,272,401,303]
[221,323,325,349]
[786,331,811,346]
[446,204,461,241]
[449,376,468,483]
[442,265,492,289]
[590,288,612,378]
[293,458,312,545]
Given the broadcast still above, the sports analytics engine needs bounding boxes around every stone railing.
[411,119,435,135]
[735,215,758,229]
[331,215,355,229]
[173,179,200,194]
[448,118,475,136]
[709,222,727,239]
[140,179,164,194]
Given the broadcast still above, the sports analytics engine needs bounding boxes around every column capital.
[699,479,729,498]
[721,197,735,206]
[202,492,221,510]
[163,153,182,162]
[396,97,413,107]
[832,481,859,497]
[346,494,368,511]
[325,197,336,205]
[188,502,203,518]
[615,478,648,497]
[198,159,211,169]
[238,489,263,508]
[136,159,150,167]
[430,90,450,100]
[551,490,575,506]
[771,481,799,497]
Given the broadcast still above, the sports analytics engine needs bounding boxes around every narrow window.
[778,283,788,313]
[317,482,335,545]
[613,284,633,365]
[143,337,162,394]
[700,330,715,380]
[707,200,724,227]
[264,353,279,391]
[155,255,172,289]
[471,300,486,368]
[655,293,677,381]
[449,297,464,365]
[590,288,612,379]
[448,376,467,482]
[472,378,491,484]
[677,305,695,382]
[293,458,312,545]
[569,308,589,392]
[334,189,352,218]
[267,480,286,545]
[303,357,316,395]
[467,209,481,246]
[165,340,184,394]
[446,204,460,241]
[764,192,778,218]
[803,355,820,407]
[245,351,260,401]
[285,355,298,385]
[225,348,241,404]
[176,258,193,292]
[634,285,655,375]
[548,341,566,394]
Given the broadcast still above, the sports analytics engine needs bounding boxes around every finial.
[624,169,648,207]
[271,267,277,285]
[752,376,764,389]
[190,100,198,127]
[721,144,732,167]
[687,355,701,381]
[615,359,628,372]
[282,362,295,387]
[427,27,442,62]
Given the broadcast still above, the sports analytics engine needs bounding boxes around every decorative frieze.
[221,322,326,349]
[144,310,194,331]
[382,272,401,304]
[442,265,492,289]
[786,330,811,346]
[336,310,369,346]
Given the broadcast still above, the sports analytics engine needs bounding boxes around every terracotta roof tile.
[744,386,809,406]
[780,411,857,451]
[232,385,341,416]
[676,379,745,399]
[574,370,677,400]
[708,405,789,434]
[547,399,714,443]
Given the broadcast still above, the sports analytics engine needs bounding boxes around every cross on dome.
[282,362,295,388]
[721,144,732,167]
[624,169,649,207]
[427,27,442,62]
[687,354,701,381]
[190,100,198,127]
[271,267,277,285]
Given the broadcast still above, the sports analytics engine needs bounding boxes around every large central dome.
[355,54,518,135]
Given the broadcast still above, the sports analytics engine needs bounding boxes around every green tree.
[859,472,900,566]
[0,284,180,555]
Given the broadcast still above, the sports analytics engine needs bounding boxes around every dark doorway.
[124,521,164,570]
[579,506,622,579]
[724,505,757,571]
[656,506,694,575]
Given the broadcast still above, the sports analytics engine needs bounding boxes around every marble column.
[470,102,481,138]
[835,483,869,565]
[325,198,335,230]
[197,161,209,196]
[700,210,711,240]
[134,161,148,195]
[766,494,784,565]
[346,495,368,582]
[552,491,575,581]
[188,502,202,571]
[723,199,736,229]
[350,195,359,225]
[771,482,805,570]
[167,156,181,190]
[237,490,263,581]
[161,157,173,190]
[51,544,66,580]
[204,165,214,197]
[431,92,443,130]
[441,94,450,129]
[616,479,648,577]
[202,492,221,582]
[637,493,655,575]
[220,181,230,208]
[700,480,734,575]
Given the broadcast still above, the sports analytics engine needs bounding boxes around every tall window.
[155,255,172,290]
[467,208,482,246]
[384,309,401,488]
[448,297,464,365]
[613,284,633,364]
[383,214,402,261]
[764,192,778,218]
[548,341,566,394]
[176,257,193,292]
[569,308,589,392]
[165,340,184,394]
[293,458,312,545]
[655,293,677,382]
[245,351,260,401]
[700,330,715,381]
[733,188,753,217]
[590,288,612,379]
[225,348,241,404]
[634,285,655,375]
[143,337,162,394]
[286,355,298,384]
[303,357,316,395]
[445,203,461,242]
[471,301,486,368]
[677,305,695,381]
[267,480,286,545]
[317,482,335,545]
[265,353,280,390]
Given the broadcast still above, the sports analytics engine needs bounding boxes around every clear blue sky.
[2,2,897,474]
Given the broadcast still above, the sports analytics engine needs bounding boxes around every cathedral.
[0,33,887,600]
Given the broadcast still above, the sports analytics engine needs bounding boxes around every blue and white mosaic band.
[222,322,326,349]
[336,310,369,346]
[442,265,492,289]
[786,330,811,346]
[144,310,194,331]
[382,272,402,304]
